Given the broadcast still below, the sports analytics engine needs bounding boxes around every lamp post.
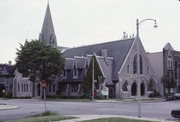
[136,19,157,118]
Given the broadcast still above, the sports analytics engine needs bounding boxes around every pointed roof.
[39,3,57,47]
[163,42,174,51]
[62,38,135,80]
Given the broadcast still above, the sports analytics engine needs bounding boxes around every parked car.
[174,93,180,99]
[171,108,180,118]
[165,93,180,100]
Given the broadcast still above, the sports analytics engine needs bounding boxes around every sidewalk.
[58,115,174,122]
[0,105,19,110]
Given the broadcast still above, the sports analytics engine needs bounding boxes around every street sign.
[101,87,109,96]
[41,80,46,89]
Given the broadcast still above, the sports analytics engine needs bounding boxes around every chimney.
[101,49,109,65]
[101,49,108,58]
[8,61,12,66]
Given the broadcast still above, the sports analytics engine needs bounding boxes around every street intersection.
[0,99,180,121]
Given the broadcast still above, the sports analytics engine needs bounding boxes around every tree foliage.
[147,77,156,91]
[83,55,105,97]
[161,73,176,95]
[15,40,65,84]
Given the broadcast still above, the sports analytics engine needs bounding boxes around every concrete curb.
[58,115,174,122]
[0,105,19,111]
[94,99,165,103]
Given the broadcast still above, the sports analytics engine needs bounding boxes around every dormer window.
[73,64,78,79]
[62,70,67,79]
[167,58,173,69]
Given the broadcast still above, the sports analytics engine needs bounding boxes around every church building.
[13,3,159,98]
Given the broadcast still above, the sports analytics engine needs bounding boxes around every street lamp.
[136,19,157,118]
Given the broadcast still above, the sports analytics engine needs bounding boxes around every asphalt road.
[0,99,180,121]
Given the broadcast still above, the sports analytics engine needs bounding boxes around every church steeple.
[39,2,57,47]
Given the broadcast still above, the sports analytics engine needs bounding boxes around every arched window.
[133,54,143,74]
[18,84,20,92]
[49,84,52,92]
[21,84,23,92]
[24,84,26,92]
[53,84,55,92]
[122,82,128,91]
[140,54,143,74]
[27,84,28,92]
[133,54,138,74]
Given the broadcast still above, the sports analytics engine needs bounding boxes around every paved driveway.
[0,99,180,121]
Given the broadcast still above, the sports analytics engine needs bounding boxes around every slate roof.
[63,38,135,80]
[0,64,15,76]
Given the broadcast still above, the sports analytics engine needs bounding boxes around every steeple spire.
[39,2,57,47]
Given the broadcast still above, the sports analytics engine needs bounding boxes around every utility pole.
[92,57,94,101]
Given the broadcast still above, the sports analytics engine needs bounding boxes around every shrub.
[12,96,31,99]
[149,90,161,98]
[5,91,12,98]
[46,95,83,99]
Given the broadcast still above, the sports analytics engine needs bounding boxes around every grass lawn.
[4,111,76,122]
[116,98,164,102]
[80,117,159,122]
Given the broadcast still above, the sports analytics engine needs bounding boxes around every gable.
[119,37,156,77]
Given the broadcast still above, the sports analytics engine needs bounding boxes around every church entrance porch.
[141,82,145,96]
[131,82,137,96]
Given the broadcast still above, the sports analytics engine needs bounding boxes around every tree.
[15,40,65,84]
[161,73,176,95]
[147,77,156,91]
[83,55,105,97]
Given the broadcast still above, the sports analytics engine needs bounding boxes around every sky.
[0,0,180,64]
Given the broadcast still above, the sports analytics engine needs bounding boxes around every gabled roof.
[39,3,57,47]
[95,56,113,85]
[0,64,15,76]
[163,42,174,51]
[63,38,135,80]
